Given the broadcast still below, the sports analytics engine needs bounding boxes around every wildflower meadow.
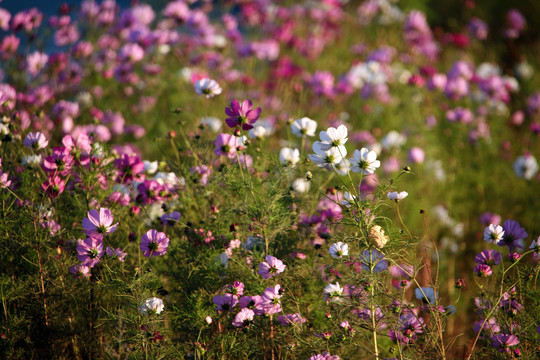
[1,0,540,359]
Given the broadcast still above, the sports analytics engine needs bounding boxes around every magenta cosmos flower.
[77,238,105,268]
[258,255,286,279]
[82,208,118,239]
[140,229,170,257]
[225,99,261,130]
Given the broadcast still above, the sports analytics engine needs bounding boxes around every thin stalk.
[33,222,49,327]
[369,252,379,359]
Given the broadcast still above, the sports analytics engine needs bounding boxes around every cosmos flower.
[318,125,348,152]
[350,148,380,174]
[415,287,437,304]
[194,78,222,98]
[328,242,349,258]
[232,308,254,328]
[225,99,261,130]
[291,117,317,137]
[76,238,104,268]
[139,297,164,315]
[23,132,48,150]
[483,224,505,244]
[258,255,286,279]
[213,133,237,159]
[140,230,170,257]
[308,142,344,168]
[387,191,408,202]
[82,208,118,240]
[279,147,300,167]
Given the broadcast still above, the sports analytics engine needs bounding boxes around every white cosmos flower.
[483,224,505,245]
[200,116,222,132]
[291,178,310,193]
[335,159,351,176]
[279,147,300,167]
[194,78,222,98]
[350,148,380,174]
[387,191,408,202]
[248,125,268,139]
[341,192,356,207]
[329,242,349,258]
[513,154,538,180]
[308,142,345,168]
[139,297,164,315]
[291,117,317,137]
[324,282,344,301]
[381,130,406,150]
[318,125,348,151]
[144,160,158,175]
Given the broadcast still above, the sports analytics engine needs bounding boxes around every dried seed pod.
[368,225,389,249]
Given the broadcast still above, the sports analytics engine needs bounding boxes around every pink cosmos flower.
[213,133,237,159]
[0,170,11,188]
[82,208,118,239]
[140,229,170,257]
[225,99,261,130]
[260,285,283,315]
[232,308,255,328]
[26,51,48,76]
[69,264,91,279]
[258,255,286,279]
[77,237,104,268]
[41,175,65,198]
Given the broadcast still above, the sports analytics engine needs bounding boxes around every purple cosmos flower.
[491,334,519,353]
[140,230,170,257]
[23,132,48,150]
[160,211,181,226]
[474,318,500,336]
[106,247,127,262]
[474,297,494,315]
[415,287,437,304]
[501,219,527,250]
[258,255,286,279]
[359,250,387,273]
[232,308,254,328]
[82,208,118,239]
[213,293,238,312]
[137,180,166,205]
[76,237,104,268]
[278,313,306,326]
[400,313,424,337]
[225,99,261,130]
[474,250,502,266]
[260,285,283,315]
